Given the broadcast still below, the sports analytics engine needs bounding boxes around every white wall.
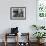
[0,0,37,42]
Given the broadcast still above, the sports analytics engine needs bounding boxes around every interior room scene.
[0,0,46,46]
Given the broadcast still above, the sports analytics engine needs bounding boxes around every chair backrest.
[11,27,18,34]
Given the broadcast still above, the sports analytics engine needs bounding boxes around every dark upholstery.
[11,27,18,34]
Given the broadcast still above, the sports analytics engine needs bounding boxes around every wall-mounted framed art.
[10,7,26,20]
[36,0,46,32]
[36,0,46,26]
[37,0,46,19]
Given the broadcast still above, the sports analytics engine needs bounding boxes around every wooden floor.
[0,42,46,46]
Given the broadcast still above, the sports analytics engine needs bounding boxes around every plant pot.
[40,39,45,43]
[37,39,45,44]
[37,39,40,43]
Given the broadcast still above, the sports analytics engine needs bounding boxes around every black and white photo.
[10,7,26,20]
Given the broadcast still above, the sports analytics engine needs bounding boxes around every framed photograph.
[37,0,46,19]
[36,0,46,25]
[10,7,26,20]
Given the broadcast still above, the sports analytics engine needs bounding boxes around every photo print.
[10,7,26,20]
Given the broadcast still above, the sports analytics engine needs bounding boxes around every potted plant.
[33,32,46,43]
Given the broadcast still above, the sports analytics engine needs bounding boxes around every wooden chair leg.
[4,41,7,46]
[17,34,18,46]
[15,33,18,46]
[4,33,7,46]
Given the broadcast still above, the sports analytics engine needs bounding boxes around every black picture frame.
[10,7,26,20]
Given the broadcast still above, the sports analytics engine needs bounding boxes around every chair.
[4,27,19,46]
[4,33,18,46]
[18,33,30,46]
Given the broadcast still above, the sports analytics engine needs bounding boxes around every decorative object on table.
[10,7,26,20]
